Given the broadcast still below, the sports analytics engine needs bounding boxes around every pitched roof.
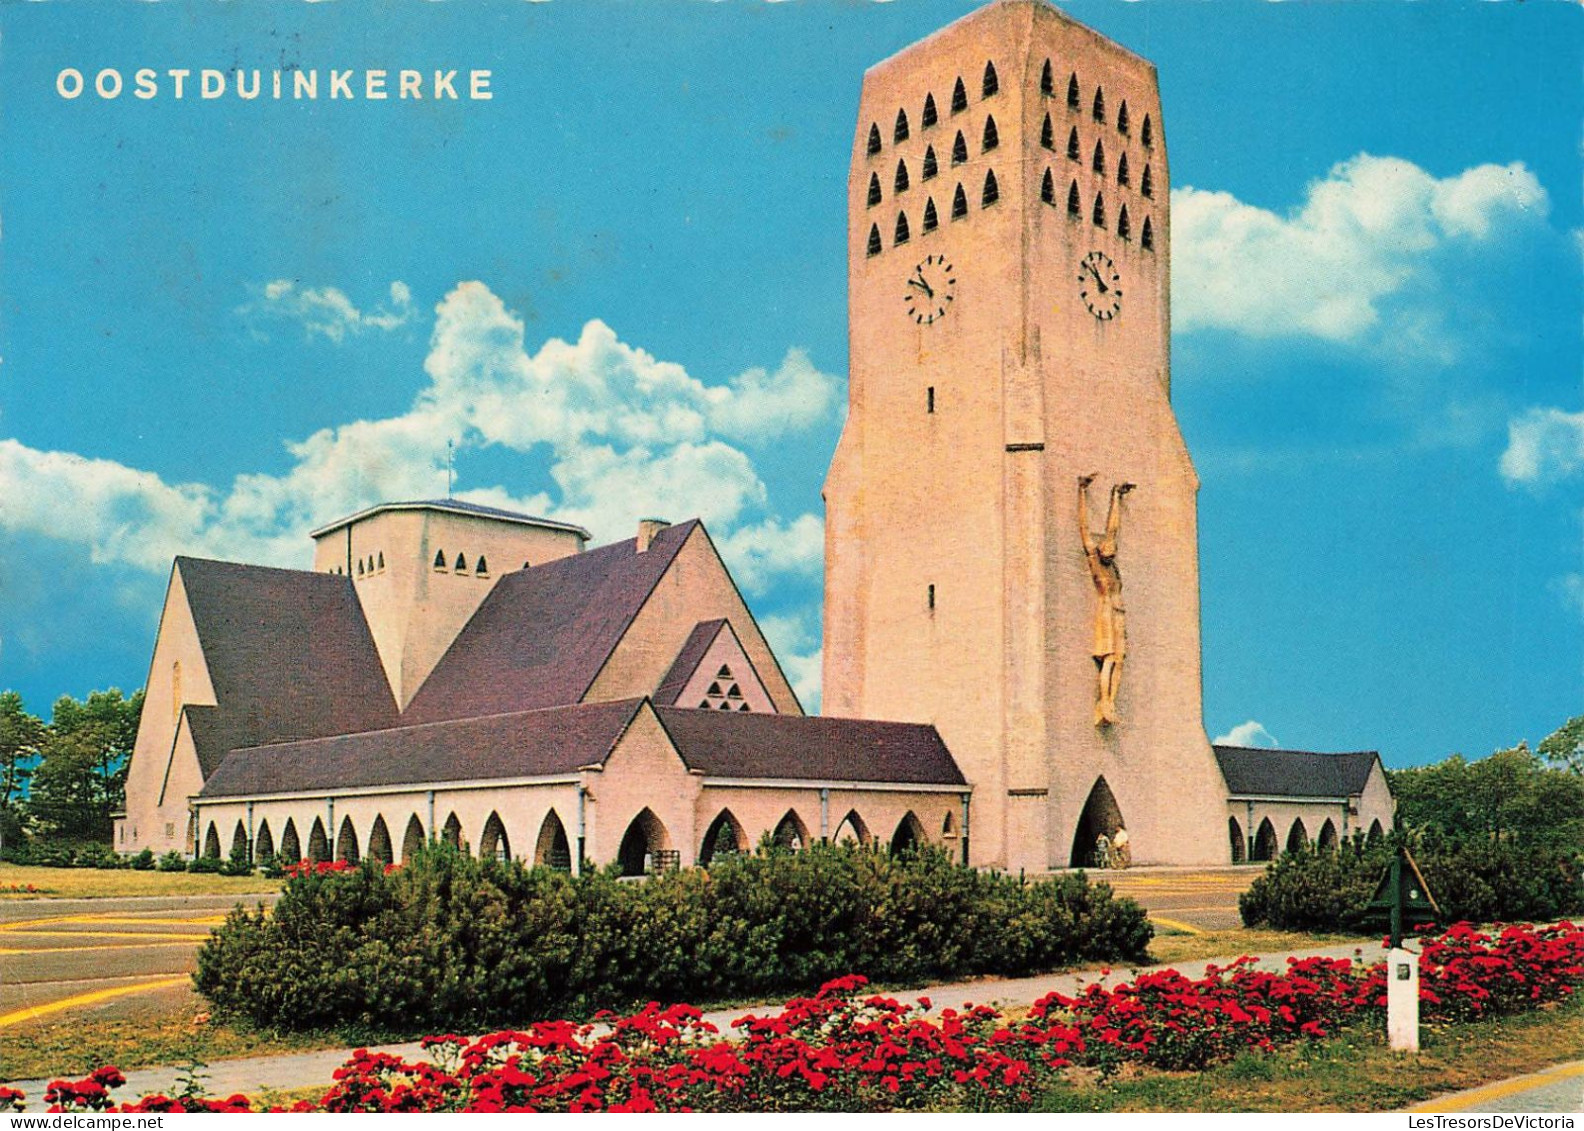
[309,499,591,540]
[1213,746,1381,799]
[403,520,701,724]
[199,699,645,798]
[654,619,729,706]
[177,557,400,775]
[654,707,967,786]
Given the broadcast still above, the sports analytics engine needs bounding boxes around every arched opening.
[1141,216,1155,251]
[981,115,999,152]
[1253,817,1278,862]
[833,809,870,845]
[1092,86,1106,123]
[367,815,394,866]
[1117,100,1130,135]
[982,169,999,207]
[479,811,511,861]
[922,92,938,128]
[1040,59,1054,96]
[867,123,881,155]
[617,807,672,877]
[894,159,909,194]
[1092,192,1106,228]
[867,224,882,257]
[1069,777,1126,867]
[1366,818,1385,847]
[308,817,329,863]
[1041,169,1055,204]
[890,811,926,855]
[231,820,249,863]
[922,145,938,180]
[1118,151,1130,187]
[951,131,967,165]
[981,61,998,98]
[1141,164,1153,198]
[454,552,467,572]
[203,822,221,859]
[1066,73,1080,110]
[922,197,938,232]
[894,108,909,143]
[1286,819,1309,854]
[867,173,881,207]
[772,809,808,851]
[280,818,300,863]
[943,811,957,839]
[1092,139,1105,175]
[951,77,967,114]
[1142,113,1154,148]
[401,815,425,863]
[894,211,910,246]
[952,184,968,220]
[1040,113,1053,150]
[1067,180,1081,216]
[186,814,197,854]
[1228,816,1245,863]
[1318,818,1339,852]
[433,549,447,570]
[1118,204,1131,240]
[441,812,464,853]
[337,815,360,864]
[255,819,274,862]
[699,808,748,865]
[1066,126,1080,161]
[535,810,573,871]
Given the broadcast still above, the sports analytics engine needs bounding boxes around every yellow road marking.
[0,976,190,1029]
[3,929,210,942]
[0,913,221,932]
[1147,915,1204,935]
[0,941,199,955]
[1409,1060,1584,1113]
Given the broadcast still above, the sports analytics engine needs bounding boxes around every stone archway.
[308,817,330,863]
[279,819,301,863]
[1069,777,1126,868]
[890,811,926,855]
[479,812,510,861]
[367,815,394,866]
[255,819,275,862]
[833,809,870,845]
[1285,818,1308,855]
[617,808,672,877]
[1366,819,1384,847]
[441,812,465,853]
[535,810,573,871]
[203,822,221,859]
[699,808,747,865]
[1253,817,1278,862]
[1317,818,1338,851]
[401,815,425,862]
[1228,816,1245,864]
[337,815,360,864]
[772,809,808,851]
[230,820,249,863]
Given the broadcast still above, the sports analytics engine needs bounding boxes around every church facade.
[114,0,1392,873]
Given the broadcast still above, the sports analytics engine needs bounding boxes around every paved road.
[1097,865,1259,932]
[1407,1060,1584,1114]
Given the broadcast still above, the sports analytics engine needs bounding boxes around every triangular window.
[1142,114,1154,148]
[894,108,909,143]
[434,550,447,570]
[1092,139,1105,175]
[894,211,910,245]
[923,197,938,231]
[1141,216,1154,250]
[1040,113,1053,150]
[867,224,882,256]
[1067,127,1080,161]
[867,173,882,206]
[1141,164,1153,199]
[952,131,967,165]
[951,77,967,113]
[1117,101,1130,135]
[1118,204,1131,240]
[1041,168,1055,204]
[922,146,937,180]
[922,92,938,128]
[1118,152,1130,187]
[1092,87,1106,123]
[1067,179,1080,215]
[1092,192,1106,228]
[867,123,882,155]
[895,159,910,193]
[982,61,999,98]
[1040,60,1054,96]
[982,169,999,207]
[1067,73,1080,110]
[982,115,999,152]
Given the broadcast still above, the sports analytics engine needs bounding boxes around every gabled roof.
[176,557,400,775]
[1213,746,1381,799]
[309,499,590,540]
[654,619,730,706]
[199,699,646,798]
[403,521,702,724]
[655,707,967,786]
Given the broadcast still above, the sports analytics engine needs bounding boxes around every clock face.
[1078,251,1122,321]
[904,253,956,325]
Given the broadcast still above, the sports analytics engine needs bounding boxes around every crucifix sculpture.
[1078,475,1134,727]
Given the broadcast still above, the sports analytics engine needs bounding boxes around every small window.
[928,583,936,610]
[1117,100,1130,135]
[1092,87,1106,123]
[1142,114,1154,148]
[1118,203,1131,240]
[867,123,882,155]
[476,555,489,575]
[922,145,938,180]
[698,700,711,710]
[927,386,935,414]
[434,550,447,570]
[1040,113,1054,150]
[1041,168,1055,204]
[951,77,967,113]
[894,108,910,143]
[358,560,365,576]
[867,224,882,256]
[895,159,910,193]
[727,684,743,699]
[738,703,750,712]
[1092,192,1106,228]
[1141,164,1153,199]
[982,115,999,152]
[1118,152,1130,187]
[982,61,999,98]
[455,552,467,571]
[377,551,385,570]
[1141,216,1154,250]
[1067,126,1080,161]
[707,681,723,696]
[982,169,999,207]
[1067,180,1081,215]
[1067,73,1080,110]
[1092,139,1105,175]
[951,131,967,165]
[1040,59,1054,96]
[717,665,733,679]
[894,211,910,245]
[717,701,732,710]
[922,92,938,128]
[867,173,882,207]
[922,197,938,232]
[952,183,968,219]
[523,560,531,569]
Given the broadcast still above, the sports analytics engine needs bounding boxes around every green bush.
[196,842,1151,1036]
[130,847,157,871]
[187,854,224,874]
[157,850,187,872]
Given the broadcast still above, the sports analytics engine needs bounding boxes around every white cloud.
[240,279,414,342]
[1213,719,1280,748]
[1498,406,1584,486]
[705,350,840,442]
[715,514,824,596]
[1172,155,1548,355]
[758,609,823,712]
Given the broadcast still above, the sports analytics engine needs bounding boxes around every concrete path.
[1406,1060,1584,1114]
[5,941,1376,1103]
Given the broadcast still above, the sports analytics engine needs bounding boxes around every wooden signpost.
[1364,825,1441,1052]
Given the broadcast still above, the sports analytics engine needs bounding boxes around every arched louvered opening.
[1141,216,1154,251]
[204,822,221,859]
[894,211,910,246]
[480,811,510,862]
[867,123,882,155]
[1118,151,1130,187]
[377,551,385,571]
[367,815,393,867]
[280,818,301,864]
[1092,192,1106,228]
[617,807,672,877]
[952,184,968,220]
[922,146,938,180]
[894,159,910,194]
[890,811,926,855]
[1117,100,1130,135]
[1067,126,1080,161]
[772,809,809,851]
[951,131,967,165]
[1092,87,1106,123]
[442,812,464,853]
[1318,819,1339,852]
[1142,113,1154,148]
[433,550,447,570]
[867,224,882,257]
[1228,817,1246,864]
[982,115,999,152]
[894,108,909,143]
[1040,59,1054,96]
[922,92,938,128]
[535,810,573,871]
[982,61,998,98]
[308,817,330,863]
[943,811,957,838]
[1092,138,1105,175]
[982,169,999,207]
[922,197,938,232]
[454,552,467,572]
[1069,776,1126,868]
[867,173,881,207]
[1040,113,1054,150]
[833,809,870,845]
[1366,819,1385,847]
[1286,819,1309,855]
[1141,164,1153,198]
[699,808,748,865]
[230,820,248,862]
[357,560,365,577]
[1040,169,1055,204]
[401,815,425,863]
[1067,73,1080,110]
[951,77,967,113]
[336,815,360,864]
[254,819,274,863]
[1253,818,1278,862]
[1118,204,1131,240]
[1067,180,1081,216]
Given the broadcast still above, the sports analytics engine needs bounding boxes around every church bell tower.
[823,0,1229,869]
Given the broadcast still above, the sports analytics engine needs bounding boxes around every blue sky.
[0,0,1578,768]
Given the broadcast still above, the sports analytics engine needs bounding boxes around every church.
[114,0,1393,874]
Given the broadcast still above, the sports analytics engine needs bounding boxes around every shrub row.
[0,842,255,875]
[195,842,1151,1035]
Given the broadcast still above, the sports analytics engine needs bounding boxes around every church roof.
[403,520,702,724]
[655,707,967,786]
[176,557,400,776]
[308,499,591,540]
[198,699,647,798]
[1213,746,1381,799]
[653,619,730,707]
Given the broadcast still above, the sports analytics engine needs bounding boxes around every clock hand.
[1082,261,1109,293]
[910,271,935,298]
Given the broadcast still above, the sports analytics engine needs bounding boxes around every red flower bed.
[8,921,1578,1114]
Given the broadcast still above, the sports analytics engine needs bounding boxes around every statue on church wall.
[1078,475,1134,727]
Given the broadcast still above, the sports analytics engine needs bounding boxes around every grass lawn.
[1147,926,1377,967]
[0,863,281,900]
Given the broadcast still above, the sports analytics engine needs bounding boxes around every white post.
[1387,946,1420,1051]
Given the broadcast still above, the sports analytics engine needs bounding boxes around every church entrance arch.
[772,809,808,851]
[231,820,249,863]
[534,810,572,871]
[1317,819,1338,852]
[1068,777,1125,868]
[1285,818,1308,855]
[368,816,394,866]
[441,812,464,853]
[280,819,300,863]
[203,822,221,860]
[480,812,510,861]
[890,811,926,855]
[1252,817,1278,862]
[308,817,330,863]
[699,809,747,865]
[337,816,360,864]
[401,815,425,862]
[833,810,870,845]
[1228,816,1245,863]
[255,819,274,862]
[617,808,672,877]
[1366,819,1384,847]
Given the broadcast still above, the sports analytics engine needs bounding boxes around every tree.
[0,692,46,849]
[1389,738,1584,850]
[1539,715,1583,774]
[28,689,143,844]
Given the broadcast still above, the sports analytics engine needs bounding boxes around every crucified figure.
[1078,475,1135,727]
